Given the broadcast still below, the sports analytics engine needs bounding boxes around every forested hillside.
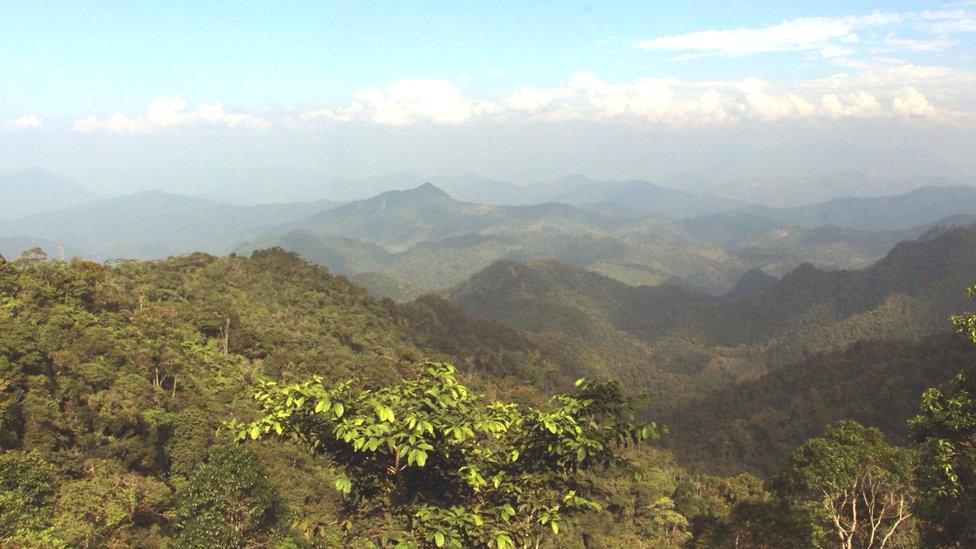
[451,225,976,392]
[2,245,975,546]
[0,249,583,545]
[664,332,976,476]
[3,248,780,547]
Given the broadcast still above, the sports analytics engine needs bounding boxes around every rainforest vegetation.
[0,247,974,547]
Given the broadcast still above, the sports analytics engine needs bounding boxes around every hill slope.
[449,225,976,397]
[663,332,976,476]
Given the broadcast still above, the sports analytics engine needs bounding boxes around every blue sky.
[3,1,973,116]
[1,1,975,189]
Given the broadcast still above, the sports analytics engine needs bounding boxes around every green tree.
[910,289,976,546]
[174,444,283,548]
[236,362,657,548]
[0,450,60,540]
[52,460,171,548]
[772,420,915,549]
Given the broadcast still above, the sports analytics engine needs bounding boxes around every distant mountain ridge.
[744,185,976,231]
[240,183,976,296]
[0,169,98,219]
[269,183,623,252]
[0,190,337,260]
[3,178,974,303]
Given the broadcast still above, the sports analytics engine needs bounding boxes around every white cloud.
[4,114,41,131]
[292,103,367,125]
[353,79,480,126]
[917,9,976,33]
[635,13,900,57]
[503,86,575,112]
[71,97,268,134]
[893,86,937,117]
[882,36,956,52]
[635,9,976,61]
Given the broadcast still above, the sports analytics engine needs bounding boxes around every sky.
[1,1,975,195]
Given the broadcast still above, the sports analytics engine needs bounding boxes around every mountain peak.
[409,182,451,198]
[727,268,778,299]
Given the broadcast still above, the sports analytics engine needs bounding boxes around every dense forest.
[1,245,975,547]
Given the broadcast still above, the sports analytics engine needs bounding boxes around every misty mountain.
[428,174,535,204]
[239,228,647,295]
[706,172,966,208]
[244,183,963,295]
[520,175,741,219]
[275,183,621,251]
[744,185,976,231]
[0,191,338,259]
[0,169,98,219]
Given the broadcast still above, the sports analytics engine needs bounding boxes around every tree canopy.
[236,362,658,548]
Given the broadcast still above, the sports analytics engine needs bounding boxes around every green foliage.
[174,444,283,547]
[52,460,172,547]
[771,421,915,548]
[0,450,59,540]
[237,363,657,547]
[909,287,976,546]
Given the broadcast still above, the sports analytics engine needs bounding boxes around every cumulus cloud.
[71,97,268,134]
[4,114,41,131]
[893,86,937,117]
[355,79,483,126]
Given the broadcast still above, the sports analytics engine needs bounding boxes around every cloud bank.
[71,97,269,134]
[281,67,972,128]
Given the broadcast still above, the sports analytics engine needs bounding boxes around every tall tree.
[772,421,915,549]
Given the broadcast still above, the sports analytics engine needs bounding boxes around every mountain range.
[240,182,975,295]
[3,173,976,299]
[446,224,976,413]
